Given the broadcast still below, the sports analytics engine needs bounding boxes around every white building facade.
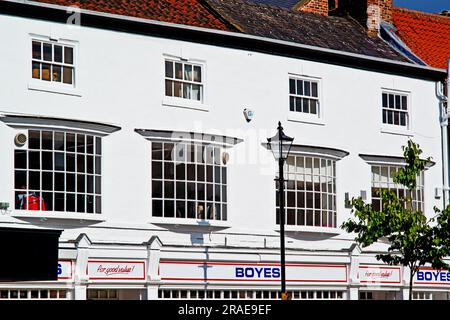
[0,0,448,300]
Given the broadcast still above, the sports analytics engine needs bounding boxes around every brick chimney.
[331,0,393,36]
[294,0,329,16]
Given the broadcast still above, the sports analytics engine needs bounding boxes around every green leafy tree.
[342,140,450,300]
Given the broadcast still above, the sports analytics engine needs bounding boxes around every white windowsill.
[28,81,82,97]
[287,112,325,126]
[150,217,231,229]
[12,211,105,222]
[162,97,209,112]
[275,225,341,235]
[380,126,413,137]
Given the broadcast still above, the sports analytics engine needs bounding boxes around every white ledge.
[28,81,82,97]
[275,225,342,235]
[11,211,105,223]
[149,217,231,229]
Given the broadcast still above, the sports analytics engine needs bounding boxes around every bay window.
[276,154,337,228]
[151,141,227,221]
[371,164,424,211]
[14,129,102,214]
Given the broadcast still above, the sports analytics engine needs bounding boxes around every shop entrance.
[87,289,146,300]
[359,291,400,300]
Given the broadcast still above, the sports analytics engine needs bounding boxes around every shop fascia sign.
[414,268,450,286]
[159,260,348,283]
[87,260,146,281]
[358,265,401,285]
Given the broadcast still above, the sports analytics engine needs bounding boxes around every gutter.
[437,61,450,208]
[0,0,447,81]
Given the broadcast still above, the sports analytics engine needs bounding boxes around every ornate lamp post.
[267,121,294,300]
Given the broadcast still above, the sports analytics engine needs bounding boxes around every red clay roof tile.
[393,7,450,69]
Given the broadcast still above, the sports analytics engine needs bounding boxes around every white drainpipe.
[437,60,450,208]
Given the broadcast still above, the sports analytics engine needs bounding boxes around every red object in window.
[24,195,46,211]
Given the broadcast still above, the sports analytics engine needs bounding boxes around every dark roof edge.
[1,0,446,81]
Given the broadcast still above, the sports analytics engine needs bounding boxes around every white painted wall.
[0,14,443,255]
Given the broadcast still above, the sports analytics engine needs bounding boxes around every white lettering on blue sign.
[235,267,280,278]
[416,270,450,282]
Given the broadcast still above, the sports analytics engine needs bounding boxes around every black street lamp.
[267,121,294,300]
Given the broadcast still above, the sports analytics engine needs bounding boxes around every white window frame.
[380,89,412,136]
[12,128,104,221]
[287,74,324,126]
[150,141,228,225]
[162,55,207,111]
[28,34,81,97]
[276,153,338,231]
[370,163,425,212]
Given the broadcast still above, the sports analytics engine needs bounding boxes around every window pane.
[382,93,388,108]
[32,41,41,59]
[66,154,75,172]
[193,66,202,82]
[55,152,64,171]
[15,150,27,169]
[164,200,174,217]
[304,81,311,96]
[55,172,64,191]
[184,64,192,81]
[86,136,94,154]
[29,171,40,190]
[41,131,53,150]
[165,60,173,78]
[173,81,182,97]
[296,80,303,95]
[64,133,75,152]
[32,62,40,79]
[192,84,201,101]
[289,79,296,94]
[395,95,401,109]
[29,151,40,169]
[87,175,94,194]
[87,195,94,213]
[77,194,85,213]
[95,196,101,214]
[43,192,53,211]
[402,96,407,110]
[15,170,27,189]
[54,45,62,62]
[54,132,64,151]
[95,176,101,194]
[77,154,85,173]
[95,156,101,175]
[42,63,51,81]
[311,82,318,97]
[64,47,73,64]
[66,173,75,192]
[290,96,295,111]
[63,67,73,84]
[52,65,62,82]
[43,43,52,61]
[183,83,191,99]
[55,193,65,211]
[87,155,94,174]
[42,152,53,170]
[165,80,173,96]
[95,137,102,155]
[175,63,183,79]
[303,98,309,113]
[310,100,317,114]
